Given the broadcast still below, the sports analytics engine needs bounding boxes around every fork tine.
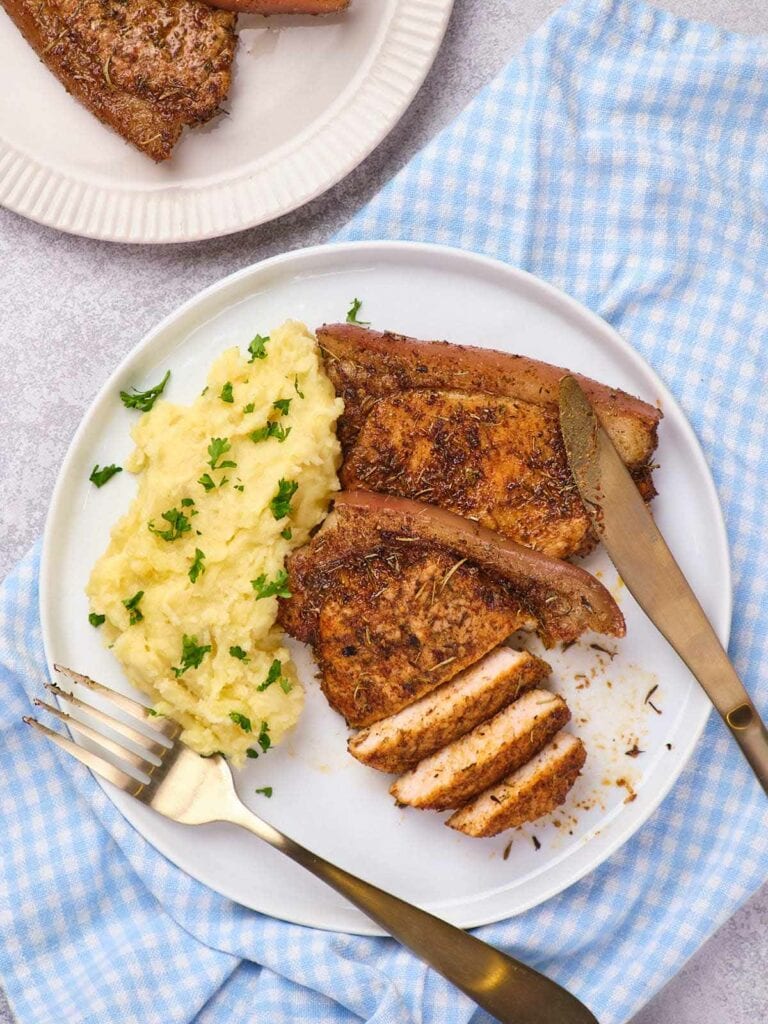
[46,682,171,757]
[53,665,180,741]
[23,716,146,795]
[32,698,158,771]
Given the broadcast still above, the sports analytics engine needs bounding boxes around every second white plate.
[40,241,728,934]
[0,1,453,242]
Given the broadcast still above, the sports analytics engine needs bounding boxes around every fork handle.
[227,806,597,1024]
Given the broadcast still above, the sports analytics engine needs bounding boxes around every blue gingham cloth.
[2,1,768,1021]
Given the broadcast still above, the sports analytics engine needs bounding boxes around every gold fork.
[25,665,597,1024]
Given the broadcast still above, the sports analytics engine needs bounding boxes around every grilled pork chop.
[278,492,624,727]
[446,730,586,836]
[348,647,550,773]
[2,0,236,160]
[391,689,570,811]
[318,324,661,558]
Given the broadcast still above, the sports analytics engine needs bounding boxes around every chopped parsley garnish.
[246,748,260,759]
[229,645,249,662]
[250,422,291,444]
[229,711,252,733]
[207,437,236,471]
[234,484,245,493]
[220,382,234,403]
[122,591,144,625]
[251,570,292,600]
[269,479,298,520]
[180,497,195,508]
[172,634,212,677]
[188,548,206,583]
[257,659,283,692]
[281,527,292,540]
[248,334,270,362]
[89,464,122,488]
[257,720,271,752]
[88,612,106,628]
[294,376,304,399]
[255,787,273,798]
[147,707,161,717]
[272,398,291,416]
[243,402,255,414]
[149,506,192,542]
[198,473,216,492]
[120,370,170,412]
[346,298,370,325]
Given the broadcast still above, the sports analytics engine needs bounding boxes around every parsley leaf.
[281,527,292,540]
[180,498,195,508]
[120,370,170,412]
[257,720,271,753]
[220,382,234,404]
[272,398,291,416]
[89,464,122,488]
[198,473,216,492]
[229,645,249,662]
[89,612,106,628]
[269,479,298,520]
[255,787,273,798]
[234,484,245,493]
[248,334,270,362]
[251,570,292,600]
[294,376,304,399]
[257,659,283,692]
[207,437,237,470]
[172,634,212,677]
[123,591,144,625]
[243,402,255,414]
[149,507,192,542]
[346,298,370,325]
[188,548,206,583]
[246,748,260,759]
[229,711,252,733]
[250,421,291,444]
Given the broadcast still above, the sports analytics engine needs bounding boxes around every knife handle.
[724,698,768,794]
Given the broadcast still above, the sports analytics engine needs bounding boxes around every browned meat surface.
[278,493,624,726]
[207,0,347,10]
[391,689,570,811]
[2,0,236,160]
[446,731,586,837]
[348,647,550,773]
[317,323,661,558]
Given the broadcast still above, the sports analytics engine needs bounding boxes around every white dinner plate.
[0,1,452,243]
[40,241,729,935]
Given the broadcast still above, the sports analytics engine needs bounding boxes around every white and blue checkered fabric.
[2,1,767,1021]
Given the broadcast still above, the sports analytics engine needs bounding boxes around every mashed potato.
[87,320,343,761]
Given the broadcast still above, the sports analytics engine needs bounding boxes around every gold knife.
[558,374,768,794]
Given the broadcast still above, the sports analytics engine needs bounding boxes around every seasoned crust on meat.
[1,0,236,161]
[391,689,570,811]
[278,495,624,726]
[446,731,586,837]
[317,323,660,557]
[348,647,550,773]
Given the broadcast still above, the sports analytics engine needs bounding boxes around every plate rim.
[0,0,454,244]
[40,240,731,934]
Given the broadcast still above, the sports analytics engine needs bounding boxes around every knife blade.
[558,374,768,795]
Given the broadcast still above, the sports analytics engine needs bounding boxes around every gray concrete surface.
[0,1,765,1021]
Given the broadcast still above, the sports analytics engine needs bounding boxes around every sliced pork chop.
[391,689,570,811]
[348,647,550,773]
[446,731,586,837]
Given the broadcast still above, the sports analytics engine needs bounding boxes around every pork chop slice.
[391,689,570,811]
[1,0,236,161]
[348,647,550,773]
[317,323,661,558]
[446,731,586,837]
